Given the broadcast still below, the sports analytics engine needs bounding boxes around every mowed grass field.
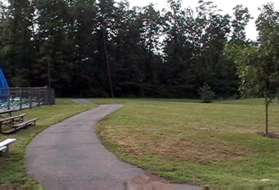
[0,99,96,188]
[96,99,279,189]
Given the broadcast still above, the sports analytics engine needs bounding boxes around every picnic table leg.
[7,97,11,110]
[3,146,9,156]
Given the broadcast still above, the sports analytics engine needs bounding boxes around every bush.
[199,83,215,103]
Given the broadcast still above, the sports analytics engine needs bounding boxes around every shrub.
[199,83,216,103]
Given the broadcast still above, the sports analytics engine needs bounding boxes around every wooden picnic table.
[0,110,15,117]
[0,113,37,134]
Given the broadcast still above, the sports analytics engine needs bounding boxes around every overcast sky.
[116,0,279,40]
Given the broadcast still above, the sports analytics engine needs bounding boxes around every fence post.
[45,87,50,105]
[38,89,41,107]
[29,88,32,109]
[203,186,210,190]
[19,88,23,110]
[47,87,55,105]
[7,94,11,110]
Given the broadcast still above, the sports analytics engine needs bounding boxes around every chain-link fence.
[0,87,55,111]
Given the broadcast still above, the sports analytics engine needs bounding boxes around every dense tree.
[231,5,252,44]
[0,0,277,100]
[195,1,233,97]
[34,0,69,91]
[96,0,115,97]
[65,0,96,96]
[225,44,258,98]
[1,0,35,86]
[224,5,253,97]
[162,0,196,97]
[138,4,162,95]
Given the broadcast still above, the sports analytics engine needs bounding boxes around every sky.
[116,0,279,40]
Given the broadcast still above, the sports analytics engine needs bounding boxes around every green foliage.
[0,0,246,98]
[0,0,35,87]
[225,44,259,97]
[0,0,277,100]
[199,83,215,103]
[254,3,279,135]
[255,3,279,101]
[231,5,252,44]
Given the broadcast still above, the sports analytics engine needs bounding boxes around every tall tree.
[140,4,162,88]
[110,3,143,96]
[65,0,96,96]
[0,2,9,70]
[35,0,72,94]
[2,0,35,86]
[96,0,115,97]
[225,5,253,97]
[194,0,233,97]
[231,5,252,44]
[163,0,196,97]
[256,3,279,136]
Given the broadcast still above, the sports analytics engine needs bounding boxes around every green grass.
[0,99,96,188]
[217,98,279,105]
[96,98,279,189]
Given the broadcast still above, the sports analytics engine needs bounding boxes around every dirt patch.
[125,175,201,190]
[113,136,251,164]
[152,140,251,164]
[257,132,279,139]
[125,175,174,190]
[0,185,34,190]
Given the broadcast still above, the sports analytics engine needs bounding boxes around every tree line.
[0,0,278,99]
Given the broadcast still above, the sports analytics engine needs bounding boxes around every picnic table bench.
[0,114,37,134]
[0,110,15,117]
[0,138,16,155]
[14,118,37,130]
[0,114,26,123]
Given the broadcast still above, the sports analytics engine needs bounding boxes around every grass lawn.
[0,99,96,189]
[96,98,279,189]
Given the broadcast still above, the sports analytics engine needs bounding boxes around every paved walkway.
[72,98,92,104]
[27,105,201,190]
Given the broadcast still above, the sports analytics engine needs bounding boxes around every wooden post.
[265,96,269,136]
[203,186,210,190]
[47,87,55,105]
[4,146,9,156]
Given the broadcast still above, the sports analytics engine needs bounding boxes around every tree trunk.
[265,96,269,136]
[102,28,114,98]
[47,61,51,88]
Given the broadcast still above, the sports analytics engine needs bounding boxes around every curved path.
[27,105,201,190]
